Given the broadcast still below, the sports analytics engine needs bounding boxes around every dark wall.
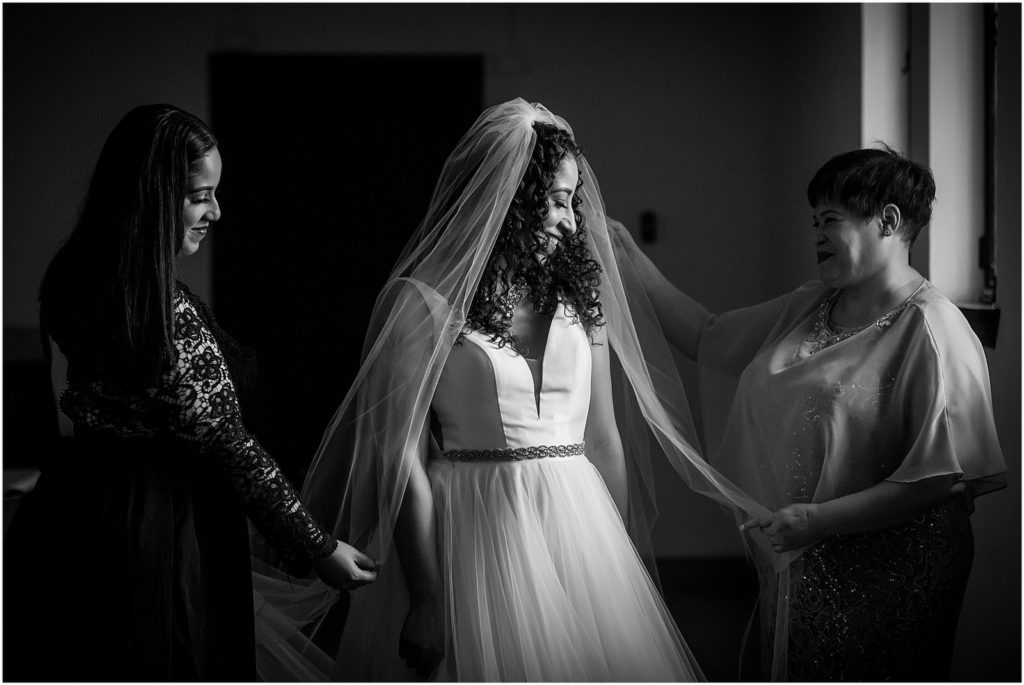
[3,5,1019,678]
[2,2,865,558]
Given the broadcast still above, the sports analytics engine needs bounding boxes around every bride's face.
[536,156,579,262]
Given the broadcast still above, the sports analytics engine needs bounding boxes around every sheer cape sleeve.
[698,281,828,377]
[695,279,1006,510]
[698,279,1007,679]
[886,291,1006,500]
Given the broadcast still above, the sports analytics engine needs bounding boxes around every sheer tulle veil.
[252,98,795,680]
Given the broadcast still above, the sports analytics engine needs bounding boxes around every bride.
[257,99,769,681]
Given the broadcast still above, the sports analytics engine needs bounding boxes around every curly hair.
[463,122,604,351]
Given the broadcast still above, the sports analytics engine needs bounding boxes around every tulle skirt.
[331,452,702,681]
[428,453,702,681]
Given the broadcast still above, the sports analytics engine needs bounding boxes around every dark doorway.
[210,54,482,481]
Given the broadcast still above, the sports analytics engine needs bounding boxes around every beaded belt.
[443,442,585,463]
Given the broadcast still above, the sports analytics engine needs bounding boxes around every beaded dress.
[332,300,703,681]
[700,280,1006,680]
[5,284,336,680]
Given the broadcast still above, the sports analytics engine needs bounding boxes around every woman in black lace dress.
[5,104,377,680]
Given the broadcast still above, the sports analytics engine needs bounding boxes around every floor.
[658,557,762,681]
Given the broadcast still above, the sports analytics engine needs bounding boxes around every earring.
[882,226,892,237]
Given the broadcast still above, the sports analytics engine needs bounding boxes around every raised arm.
[584,325,628,518]
[608,219,711,359]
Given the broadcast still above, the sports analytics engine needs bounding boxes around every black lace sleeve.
[164,292,336,569]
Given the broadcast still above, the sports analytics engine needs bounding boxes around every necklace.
[497,278,528,321]
[805,280,926,355]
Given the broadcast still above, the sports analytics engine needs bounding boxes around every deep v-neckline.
[517,306,560,418]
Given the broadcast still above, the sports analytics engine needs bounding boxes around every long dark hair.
[40,104,218,385]
[464,122,603,349]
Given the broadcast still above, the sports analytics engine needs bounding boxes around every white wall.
[928,4,987,304]
[862,3,910,151]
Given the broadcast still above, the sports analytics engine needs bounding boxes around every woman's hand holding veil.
[741,477,968,553]
[741,503,824,552]
[312,541,381,590]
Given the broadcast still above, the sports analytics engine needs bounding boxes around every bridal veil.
[252,98,794,680]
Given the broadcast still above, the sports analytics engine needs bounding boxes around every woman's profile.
[5,104,377,681]
[323,99,702,680]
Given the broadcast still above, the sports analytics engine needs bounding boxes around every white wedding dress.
[333,301,703,681]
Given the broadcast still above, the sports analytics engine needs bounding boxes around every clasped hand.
[313,541,381,591]
[740,503,823,553]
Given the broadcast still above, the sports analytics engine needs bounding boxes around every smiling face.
[181,148,222,257]
[538,156,579,258]
[811,202,889,288]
